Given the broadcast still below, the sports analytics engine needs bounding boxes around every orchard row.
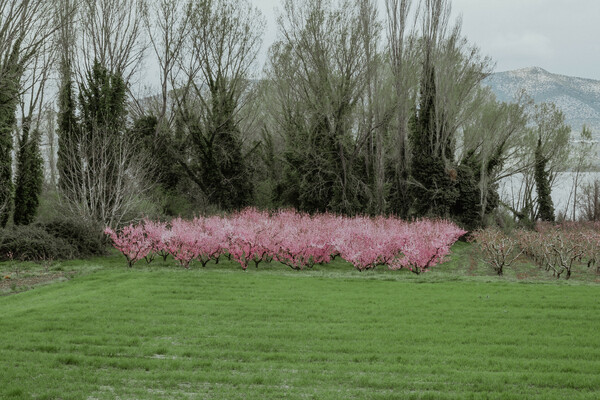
[105,209,466,273]
[473,222,600,279]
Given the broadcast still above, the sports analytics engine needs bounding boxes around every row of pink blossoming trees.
[105,209,466,274]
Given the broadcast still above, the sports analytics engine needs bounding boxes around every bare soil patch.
[0,270,77,295]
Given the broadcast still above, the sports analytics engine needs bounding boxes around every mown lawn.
[1,245,600,399]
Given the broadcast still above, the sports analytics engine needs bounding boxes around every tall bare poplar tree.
[78,0,147,82]
[269,0,380,214]
[170,0,265,210]
[458,88,528,225]
[142,0,191,130]
[408,0,456,216]
[13,29,55,225]
[385,0,420,215]
[405,0,493,222]
[0,0,55,227]
[56,0,79,200]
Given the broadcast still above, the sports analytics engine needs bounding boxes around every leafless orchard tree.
[578,179,600,222]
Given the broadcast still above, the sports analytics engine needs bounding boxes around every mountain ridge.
[483,66,600,139]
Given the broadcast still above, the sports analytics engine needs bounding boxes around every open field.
[1,244,600,399]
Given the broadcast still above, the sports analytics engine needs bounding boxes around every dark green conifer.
[0,42,24,227]
[13,127,43,225]
[57,70,80,198]
[409,64,458,217]
[534,138,555,221]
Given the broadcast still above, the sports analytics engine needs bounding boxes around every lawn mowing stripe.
[1,269,599,399]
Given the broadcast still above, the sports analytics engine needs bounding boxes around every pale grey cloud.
[253,0,600,80]
[489,32,555,68]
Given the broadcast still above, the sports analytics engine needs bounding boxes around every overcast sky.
[252,0,600,80]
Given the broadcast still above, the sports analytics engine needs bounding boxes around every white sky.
[252,0,600,80]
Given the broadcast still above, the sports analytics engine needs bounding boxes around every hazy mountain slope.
[484,67,600,138]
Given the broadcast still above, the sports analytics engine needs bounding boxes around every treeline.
[0,0,591,231]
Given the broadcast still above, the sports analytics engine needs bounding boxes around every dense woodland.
[0,0,595,236]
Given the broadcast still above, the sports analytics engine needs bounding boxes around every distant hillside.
[484,67,600,139]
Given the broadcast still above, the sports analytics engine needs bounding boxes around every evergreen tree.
[208,80,252,210]
[79,60,127,137]
[0,118,14,228]
[177,74,253,211]
[13,127,43,225]
[0,99,15,228]
[77,60,128,221]
[409,65,458,217]
[279,114,338,213]
[131,115,179,191]
[56,0,79,198]
[57,72,80,198]
[534,137,555,221]
[0,44,24,227]
[452,162,481,230]
[252,127,281,210]
[58,60,136,225]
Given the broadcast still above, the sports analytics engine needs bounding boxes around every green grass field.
[1,244,600,399]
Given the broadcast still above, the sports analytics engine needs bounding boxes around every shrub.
[37,217,106,257]
[0,225,76,261]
